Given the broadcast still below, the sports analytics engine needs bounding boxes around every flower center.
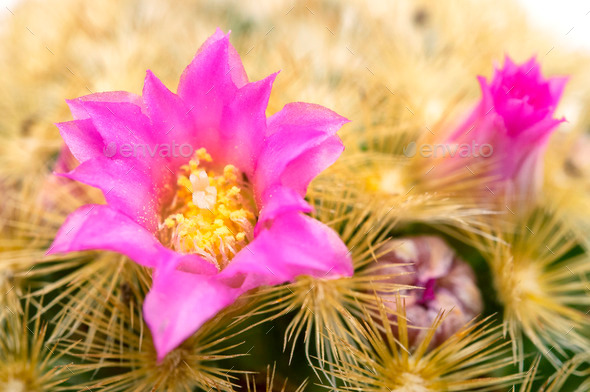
[366,168,408,196]
[498,261,542,312]
[159,148,257,270]
[1,379,28,392]
[391,371,431,392]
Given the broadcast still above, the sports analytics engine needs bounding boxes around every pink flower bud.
[450,56,567,197]
[376,236,483,349]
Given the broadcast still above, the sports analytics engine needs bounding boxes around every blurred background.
[2,0,589,210]
[1,0,589,391]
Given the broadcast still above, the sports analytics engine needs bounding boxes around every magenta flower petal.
[142,70,195,171]
[254,102,348,201]
[195,28,249,88]
[47,205,216,271]
[73,100,157,149]
[67,91,145,121]
[217,72,278,176]
[177,33,238,155]
[50,30,352,360]
[144,266,241,361]
[278,135,345,196]
[256,185,312,230]
[60,157,163,231]
[55,120,104,163]
[221,212,352,290]
[68,99,174,190]
[548,76,568,103]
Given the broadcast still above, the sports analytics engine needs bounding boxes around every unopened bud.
[375,236,483,349]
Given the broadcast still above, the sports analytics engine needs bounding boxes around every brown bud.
[375,236,483,349]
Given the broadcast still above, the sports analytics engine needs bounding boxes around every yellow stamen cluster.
[159,148,256,270]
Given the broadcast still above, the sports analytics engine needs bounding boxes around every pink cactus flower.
[48,29,353,359]
[451,56,567,195]
[377,236,483,349]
